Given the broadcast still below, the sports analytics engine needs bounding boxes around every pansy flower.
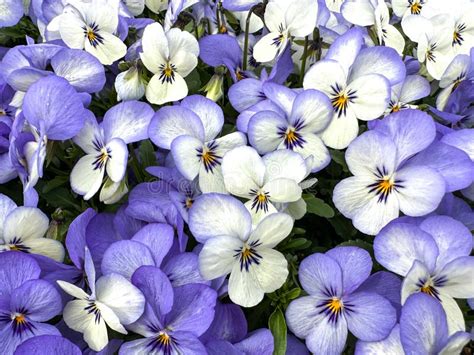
[333,110,446,235]
[253,0,318,63]
[71,100,154,201]
[356,293,471,354]
[303,28,405,149]
[0,252,62,355]
[58,249,145,352]
[120,265,217,354]
[140,22,199,104]
[374,215,474,333]
[189,194,292,307]
[221,146,305,223]
[247,83,333,172]
[286,247,397,354]
[0,193,65,261]
[341,0,405,55]
[57,0,127,65]
[385,74,431,114]
[148,95,246,193]
[13,335,82,355]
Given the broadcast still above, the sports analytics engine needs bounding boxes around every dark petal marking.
[158,63,177,84]
[84,301,101,324]
[196,140,222,173]
[83,23,105,48]
[234,240,263,272]
[147,331,178,354]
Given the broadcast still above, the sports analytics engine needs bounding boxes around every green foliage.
[268,308,287,355]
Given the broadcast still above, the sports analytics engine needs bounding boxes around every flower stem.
[299,35,309,86]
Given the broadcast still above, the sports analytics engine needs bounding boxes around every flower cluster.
[0,0,473,354]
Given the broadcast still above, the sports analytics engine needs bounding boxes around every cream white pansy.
[57,0,127,65]
[253,0,318,63]
[58,249,145,352]
[189,194,292,307]
[140,22,199,105]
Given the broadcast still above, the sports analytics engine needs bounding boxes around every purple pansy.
[286,246,397,354]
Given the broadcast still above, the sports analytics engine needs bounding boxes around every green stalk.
[298,36,309,86]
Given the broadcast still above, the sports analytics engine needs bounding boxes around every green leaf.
[330,149,349,172]
[139,140,157,169]
[185,69,202,94]
[338,239,373,254]
[303,194,335,218]
[41,176,69,194]
[42,187,82,212]
[268,308,287,355]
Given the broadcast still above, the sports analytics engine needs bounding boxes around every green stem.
[243,4,260,71]
[128,143,143,183]
[298,35,309,86]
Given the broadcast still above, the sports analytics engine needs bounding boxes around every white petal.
[140,22,168,74]
[199,235,243,280]
[199,165,227,194]
[96,301,127,334]
[352,194,400,236]
[348,74,390,121]
[438,293,466,334]
[341,0,375,26]
[59,12,86,49]
[171,135,202,181]
[321,111,359,150]
[264,178,302,203]
[95,273,145,325]
[333,176,377,219]
[57,280,89,300]
[437,257,474,299]
[83,31,126,66]
[291,133,331,173]
[285,0,318,37]
[70,154,105,200]
[253,32,287,63]
[222,146,265,198]
[167,27,199,59]
[303,59,347,94]
[23,238,65,262]
[262,149,307,183]
[395,166,446,216]
[248,212,293,248]
[228,262,264,307]
[63,299,109,352]
[145,71,188,105]
[401,260,431,303]
[172,51,198,77]
[3,207,48,241]
[251,248,288,292]
[105,138,128,183]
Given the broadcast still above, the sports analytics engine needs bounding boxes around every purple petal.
[356,271,402,316]
[206,340,241,355]
[22,75,86,140]
[262,82,296,117]
[406,141,474,192]
[102,101,155,144]
[372,109,436,165]
[66,208,96,269]
[86,213,124,269]
[305,314,348,355]
[234,328,274,355]
[298,253,343,297]
[355,324,403,355]
[199,34,241,71]
[169,331,208,354]
[0,322,59,355]
[0,252,40,298]
[229,78,265,113]
[268,45,294,84]
[350,46,406,86]
[113,204,146,239]
[344,291,397,342]
[189,194,251,243]
[14,335,81,355]
[400,293,448,354]
[200,302,247,344]
[166,284,217,336]
[10,279,62,322]
[181,95,225,141]
[325,27,363,74]
[132,223,174,267]
[51,48,105,93]
[162,252,210,287]
[101,240,155,279]
[419,215,472,269]
[148,106,205,149]
[131,265,174,320]
[326,246,372,294]
[374,222,439,276]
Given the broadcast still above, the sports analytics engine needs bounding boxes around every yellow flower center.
[327,297,343,314]
[410,1,422,14]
